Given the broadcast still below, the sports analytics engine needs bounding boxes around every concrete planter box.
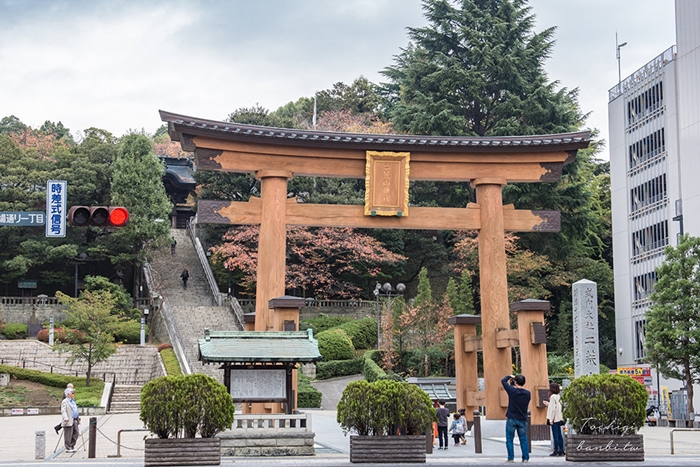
[144,437,221,466]
[565,434,644,462]
[350,435,426,463]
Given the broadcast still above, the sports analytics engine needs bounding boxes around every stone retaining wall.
[219,431,315,456]
[0,303,66,325]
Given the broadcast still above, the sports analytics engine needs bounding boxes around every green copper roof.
[198,329,322,363]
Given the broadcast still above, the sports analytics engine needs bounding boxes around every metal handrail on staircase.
[158,296,192,375]
[186,219,223,306]
[143,263,191,375]
[187,218,245,330]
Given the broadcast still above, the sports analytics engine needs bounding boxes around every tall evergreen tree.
[110,134,172,269]
[457,269,476,315]
[381,0,583,137]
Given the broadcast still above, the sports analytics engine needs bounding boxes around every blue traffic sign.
[0,211,46,226]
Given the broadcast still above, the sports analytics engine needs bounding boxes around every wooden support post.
[511,299,551,425]
[254,170,292,332]
[474,178,511,420]
[270,296,305,414]
[448,314,481,420]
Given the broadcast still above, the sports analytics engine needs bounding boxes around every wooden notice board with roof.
[198,330,321,414]
[165,110,590,419]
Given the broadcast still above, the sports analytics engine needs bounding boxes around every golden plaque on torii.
[364,151,410,217]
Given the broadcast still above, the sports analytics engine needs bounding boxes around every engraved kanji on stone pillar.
[572,279,600,377]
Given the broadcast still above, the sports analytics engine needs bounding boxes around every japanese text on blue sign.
[46,180,67,237]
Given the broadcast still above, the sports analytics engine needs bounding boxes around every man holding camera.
[502,374,531,463]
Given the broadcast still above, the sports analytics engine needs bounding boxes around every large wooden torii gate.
[162,110,590,419]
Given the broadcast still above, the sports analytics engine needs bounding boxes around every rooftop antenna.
[616,31,628,84]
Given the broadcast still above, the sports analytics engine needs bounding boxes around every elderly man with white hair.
[60,387,80,452]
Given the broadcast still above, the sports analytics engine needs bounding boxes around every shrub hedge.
[317,328,355,361]
[112,320,144,344]
[337,318,377,350]
[316,358,364,380]
[363,355,387,382]
[36,327,87,344]
[1,323,27,339]
[337,379,436,436]
[160,347,183,376]
[140,374,235,438]
[0,364,104,406]
[561,373,647,435]
[300,314,353,335]
[297,372,322,408]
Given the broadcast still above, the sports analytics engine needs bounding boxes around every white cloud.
[0,0,677,161]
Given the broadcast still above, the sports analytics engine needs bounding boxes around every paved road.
[3,373,700,466]
[310,374,363,410]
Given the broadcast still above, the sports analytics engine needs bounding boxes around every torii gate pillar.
[254,170,292,331]
[474,178,512,419]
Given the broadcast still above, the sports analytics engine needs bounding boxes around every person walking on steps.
[171,237,177,255]
[60,387,80,452]
[502,374,531,463]
[436,399,450,450]
[180,268,189,289]
[544,382,565,456]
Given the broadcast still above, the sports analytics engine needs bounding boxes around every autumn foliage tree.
[211,226,405,299]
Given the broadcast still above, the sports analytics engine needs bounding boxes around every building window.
[627,82,663,126]
[633,272,657,301]
[635,319,646,361]
[630,174,667,212]
[632,221,669,257]
[628,128,665,170]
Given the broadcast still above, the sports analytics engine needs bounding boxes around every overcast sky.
[0,0,676,160]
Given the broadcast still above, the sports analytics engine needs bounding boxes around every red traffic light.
[108,207,129,227]
[68,206,129,227]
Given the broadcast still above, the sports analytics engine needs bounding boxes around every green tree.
[109,134,172,275]
[381,0,583,137]
[456,268,476,315]
[0,115,28,135]
[645,235,700,415]
[55,290,120,386]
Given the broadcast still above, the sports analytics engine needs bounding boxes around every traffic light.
[68,206,129,227]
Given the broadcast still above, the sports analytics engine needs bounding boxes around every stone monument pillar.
[572,279,600,377]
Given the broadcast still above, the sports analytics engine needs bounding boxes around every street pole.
[373,282,406,356]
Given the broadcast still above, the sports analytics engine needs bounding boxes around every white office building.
[609,1,700,415]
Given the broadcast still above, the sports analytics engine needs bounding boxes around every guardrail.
[236,298,374,309]
[670,428,700,454]
[228,296,245,330]
[0,296,60,305]
[187,219,222,307]
[107,428,151,458]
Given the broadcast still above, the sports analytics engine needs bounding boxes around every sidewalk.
[2,411,700,465]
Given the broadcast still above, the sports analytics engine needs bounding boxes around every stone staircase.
[148,228,243,383]
[108,385,143,413]
[0,340,162,385]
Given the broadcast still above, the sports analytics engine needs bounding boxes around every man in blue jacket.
[502,374,531,463]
